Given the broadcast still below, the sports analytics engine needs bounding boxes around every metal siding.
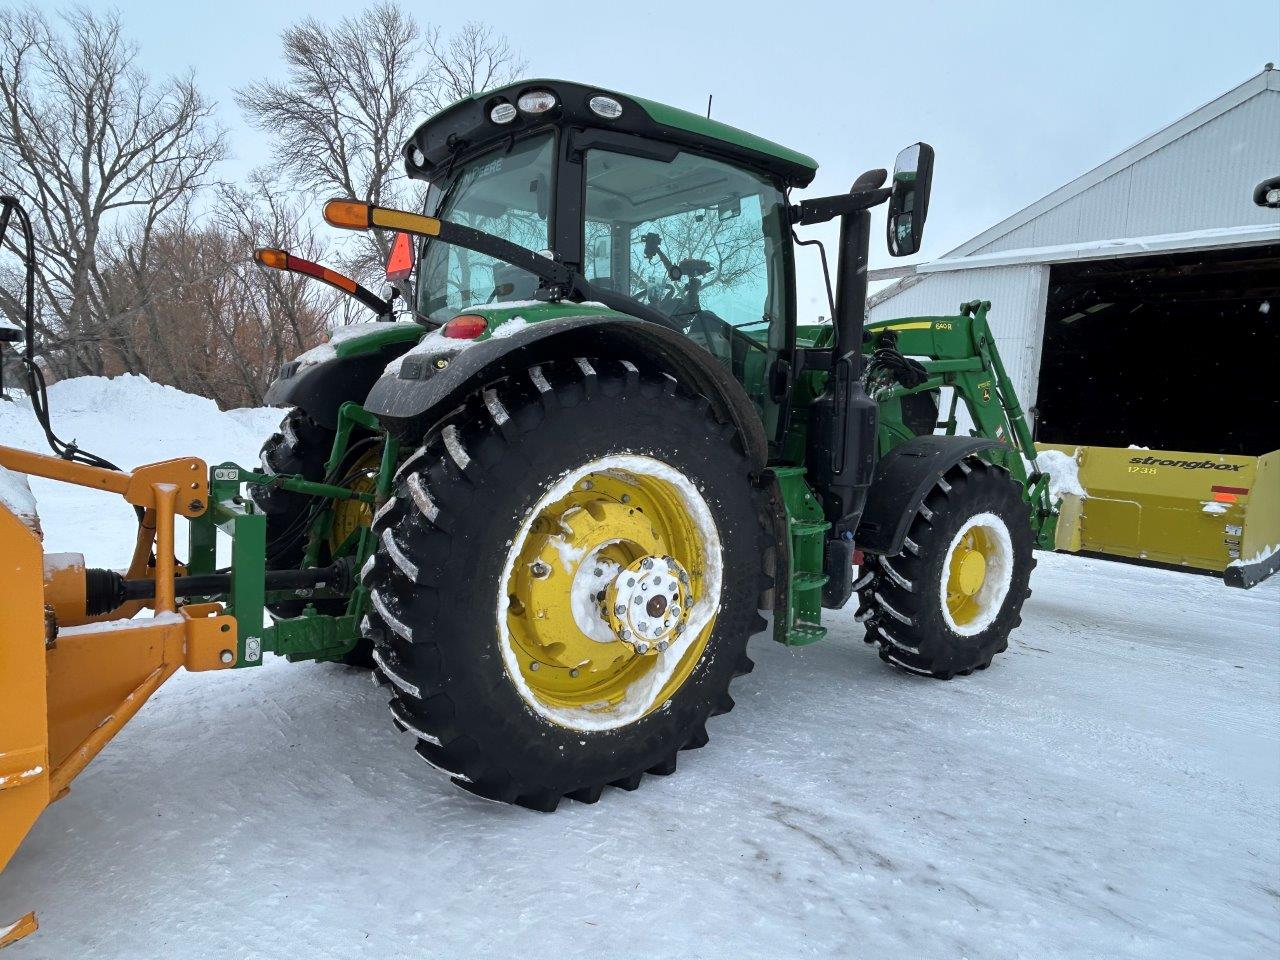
[975,91,1280,254]
[868,264,1051,411]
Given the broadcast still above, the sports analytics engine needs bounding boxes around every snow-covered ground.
[1,378,1278,959]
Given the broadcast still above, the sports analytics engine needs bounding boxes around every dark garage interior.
[1035,243,1280,456]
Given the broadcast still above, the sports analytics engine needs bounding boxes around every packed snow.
[1,376,1278,959]
[1035,448,1088,499]
[0,464,37,529]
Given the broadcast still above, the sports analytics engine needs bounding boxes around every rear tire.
[360,357,767,811]
[858,457,1034,679]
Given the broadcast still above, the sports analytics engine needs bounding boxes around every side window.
[583,150,786,345]
[417,135,554,322]
[584,148,790,440]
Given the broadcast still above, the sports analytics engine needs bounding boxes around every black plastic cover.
[364,314,769,472]
[855,435,1007,556]
[263,341,420,429]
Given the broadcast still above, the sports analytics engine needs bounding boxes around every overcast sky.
[101,0,1278,316]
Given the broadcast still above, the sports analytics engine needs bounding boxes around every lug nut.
[531,561,550,578]
[634,641,650,654]
[641,558,653,569]
[657,640,669,652]
[621,629,631,640]
[615,603,626,615]
[638,622,648,632]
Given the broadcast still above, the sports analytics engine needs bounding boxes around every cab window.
[417,134,554,322]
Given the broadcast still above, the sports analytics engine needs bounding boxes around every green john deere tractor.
[231,79,1060,809]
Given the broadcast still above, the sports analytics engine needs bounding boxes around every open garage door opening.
[1035,244,1280,456]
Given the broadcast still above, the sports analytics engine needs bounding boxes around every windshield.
[416,134,554,322]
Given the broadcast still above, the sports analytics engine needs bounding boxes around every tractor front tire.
[360,357,767,811]
[858,457,1034,679]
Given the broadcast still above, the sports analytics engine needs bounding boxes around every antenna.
[706,94,713,119]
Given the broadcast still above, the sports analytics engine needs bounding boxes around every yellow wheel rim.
[329,448,381,554]
[498,455,722,731]
[942,512,1013,635]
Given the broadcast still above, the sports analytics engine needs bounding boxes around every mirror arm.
[791,187,892,227]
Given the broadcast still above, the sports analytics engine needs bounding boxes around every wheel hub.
[499,457,722,726]
[603,555,692,654]
[955,548,987,596]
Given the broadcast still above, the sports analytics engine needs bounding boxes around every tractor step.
[791,572,829,591]
[770,466,833,646]
[787,622,827,645]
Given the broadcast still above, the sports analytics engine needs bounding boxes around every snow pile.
[1035,448,1087,499]
[0,375,282,565]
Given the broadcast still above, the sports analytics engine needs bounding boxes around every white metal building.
[869,66,1280,456]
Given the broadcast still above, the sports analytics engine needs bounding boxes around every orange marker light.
[254,248,288,270]
[323,199,371,230]
[443,315,488,340]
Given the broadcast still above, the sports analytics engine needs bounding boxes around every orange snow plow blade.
[0,502,50,888]
[0,449,241,948]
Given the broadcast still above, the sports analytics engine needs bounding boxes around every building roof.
[872,66,1280,305]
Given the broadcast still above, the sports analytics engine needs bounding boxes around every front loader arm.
[865,301,1060,548]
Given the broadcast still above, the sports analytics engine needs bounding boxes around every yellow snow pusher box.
[1038,443,1280,588]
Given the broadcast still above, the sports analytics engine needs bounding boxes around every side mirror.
[886,142,935,257]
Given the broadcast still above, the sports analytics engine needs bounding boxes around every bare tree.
[0,6,226,378]
[101,176,333,407]
[237,3,524,282]
[422,21,524,113]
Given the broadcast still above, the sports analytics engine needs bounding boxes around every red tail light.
[442,314,487,340]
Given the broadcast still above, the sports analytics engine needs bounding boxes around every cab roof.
[403,79,818,189]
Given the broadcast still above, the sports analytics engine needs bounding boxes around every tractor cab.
[393,80,932,461]
[402,80,820,438]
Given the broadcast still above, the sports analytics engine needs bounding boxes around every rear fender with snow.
[364,313,770,472]
[264,323,425,429]
[856,435,1008,557]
